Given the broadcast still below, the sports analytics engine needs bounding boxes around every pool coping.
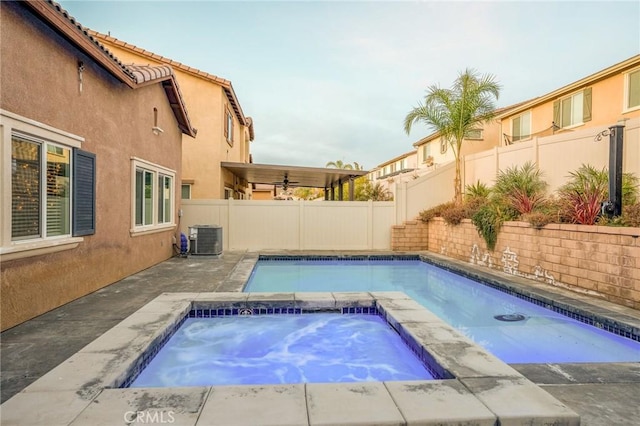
[0,292,580,425]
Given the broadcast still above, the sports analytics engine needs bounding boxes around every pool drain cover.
[494,313,526,322]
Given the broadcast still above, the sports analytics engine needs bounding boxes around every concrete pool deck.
[1,251,640,425]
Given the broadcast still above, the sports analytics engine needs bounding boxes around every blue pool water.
[245,259,640,364]
[130,314,433,387]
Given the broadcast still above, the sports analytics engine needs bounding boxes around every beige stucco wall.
[0,3,183,330]
[501,61,640,140]
[96,39,251,199]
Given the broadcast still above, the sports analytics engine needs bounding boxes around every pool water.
[245,259,640,364]
[130,314,433,387]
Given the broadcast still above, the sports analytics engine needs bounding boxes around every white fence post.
[299,200,305,250]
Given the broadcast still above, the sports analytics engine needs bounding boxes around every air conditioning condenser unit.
[188,225,223,255]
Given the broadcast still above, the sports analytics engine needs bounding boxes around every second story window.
[224,108,234,146]
[511,111,531,142]
[625,68,640,111]
[422,144,431,162]
[465,129,483,140]
[554,88,592,129]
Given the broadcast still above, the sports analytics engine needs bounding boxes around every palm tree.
[325,160,354,170]
[404,69,500,204]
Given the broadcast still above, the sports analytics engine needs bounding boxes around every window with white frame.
[400,159,406,170]
[553,88,592,129]
[422,144,431,162]
[132,158,174,232]
[440,138,448,154]
[12,134,71,239]
[560,91,584,128]
[625,68,640,111]
[2,110,95,259]
[224,108,234,146]
[511,111,531,142]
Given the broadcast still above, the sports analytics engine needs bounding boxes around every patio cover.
[221,162,369,200]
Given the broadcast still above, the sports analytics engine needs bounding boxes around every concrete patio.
[1,251,639,425]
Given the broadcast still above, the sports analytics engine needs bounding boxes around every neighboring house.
[498,54,640,143]
[413,102,529,172]
[252,183,277,200]
[368,151,417,197]
[0,0,196,331]
[91,31,256,200]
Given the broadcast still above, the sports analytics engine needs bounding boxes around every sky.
[59,0,640,170]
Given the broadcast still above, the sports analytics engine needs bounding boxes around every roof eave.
[23,1,137,88]
[496,54,640,119]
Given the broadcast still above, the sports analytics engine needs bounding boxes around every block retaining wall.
[392,218,640,310]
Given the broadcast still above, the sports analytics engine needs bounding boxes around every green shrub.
[493,161,547,215]
[471,203,502,251]
[557,165,608,225]
[471,201,517,251]
[557,164,639,225]
[465,181,491,200]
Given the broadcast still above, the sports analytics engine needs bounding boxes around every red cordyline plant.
[557,165,608,225]
[493,162,548,215]
[506,188,546,215]
[561,184,607,225]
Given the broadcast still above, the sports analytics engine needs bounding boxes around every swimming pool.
[245,256,640,364]
[130,314,433,387]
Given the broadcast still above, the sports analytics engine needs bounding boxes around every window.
[400,159,406,170]
[625,68,640,111]
[12,136,72,239]
[181,184,191,199]
[158,174,172,224]
[224,187,234,199]
[2,110,93,260]
[422,144,431,162]
[561,92,583,128]
[553,88,592,129]
[131,158,175,233]
[440,138,448,154]
[465,129,483,140]
[511,111,531,142]
[224,108,234,146]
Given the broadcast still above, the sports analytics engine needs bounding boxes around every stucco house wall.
[0,1,187,330]
[93,34,254,200]
[499,55,640,143]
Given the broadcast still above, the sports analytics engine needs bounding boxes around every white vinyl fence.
[180,200,395,251]
[396,117,640,222]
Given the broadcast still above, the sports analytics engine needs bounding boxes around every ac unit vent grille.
[190,225,222,255]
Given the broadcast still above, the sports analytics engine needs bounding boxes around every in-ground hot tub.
[129,312,435,387]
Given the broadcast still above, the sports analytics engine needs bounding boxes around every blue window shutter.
[73,149,96,236]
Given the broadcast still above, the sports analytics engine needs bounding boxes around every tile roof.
[89,30,253,132]
[21,0,196,137]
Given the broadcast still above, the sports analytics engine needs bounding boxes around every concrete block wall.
[391,221,428,251]
[393,218,640,309]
